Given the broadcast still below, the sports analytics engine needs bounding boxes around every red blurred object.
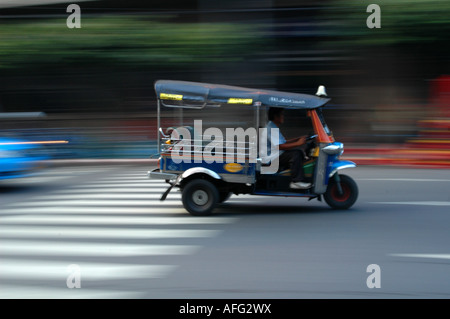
[430,75,450,117]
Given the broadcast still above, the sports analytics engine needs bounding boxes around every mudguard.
[181,167,221,181]
[328,160,356,178]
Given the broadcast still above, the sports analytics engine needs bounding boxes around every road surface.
[0,165,449,299]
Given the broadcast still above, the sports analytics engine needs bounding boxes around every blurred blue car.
[0,137,48,180]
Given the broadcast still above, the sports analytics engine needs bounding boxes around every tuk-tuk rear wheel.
[324,174,358,209]
[182,179,219,216]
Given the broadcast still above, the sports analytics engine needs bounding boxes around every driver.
[265,107,311,189]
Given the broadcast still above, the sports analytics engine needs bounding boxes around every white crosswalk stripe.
[0,226,221,239]
[0,207,188,214]
[85,179,160,183]
[7,199,185,207]
[1,215,238,225]
[0,166,239,298]
[2,166,118,185]
[53,188,177,193]
[68,183,166,188]
[0,241,200,256]
[92,176,153,180]
[1,260,177,280]
[14,193,182,200]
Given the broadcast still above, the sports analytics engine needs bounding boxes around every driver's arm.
[279,136,307,150]
[285,137,303,144]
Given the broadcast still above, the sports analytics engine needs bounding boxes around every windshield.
[316,108,331,136]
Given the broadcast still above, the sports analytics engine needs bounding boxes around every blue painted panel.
[162,155,256,177]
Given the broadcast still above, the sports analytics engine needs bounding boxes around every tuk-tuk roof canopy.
[155,80,330,109]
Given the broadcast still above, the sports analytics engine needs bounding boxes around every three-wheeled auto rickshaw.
[148,80,358,216]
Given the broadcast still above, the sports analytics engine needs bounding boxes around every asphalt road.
[0,165,449,299]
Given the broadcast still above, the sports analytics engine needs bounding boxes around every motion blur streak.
[0,0,448,164]
[0,0,449,300]
[0,140,68,145]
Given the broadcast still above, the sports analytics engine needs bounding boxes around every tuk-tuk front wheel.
[324,174,358,209]
[182,179,219,216]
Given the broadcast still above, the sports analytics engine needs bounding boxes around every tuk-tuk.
[148,80,358,216]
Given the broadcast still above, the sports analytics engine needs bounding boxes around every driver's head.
[268,107,284,125]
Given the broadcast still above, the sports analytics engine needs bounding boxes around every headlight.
[323,143,344,155]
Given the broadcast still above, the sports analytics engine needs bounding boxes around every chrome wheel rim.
[192,189,208,206]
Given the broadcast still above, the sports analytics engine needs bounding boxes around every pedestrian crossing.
[1,165,118,185]
[0,165,239,299]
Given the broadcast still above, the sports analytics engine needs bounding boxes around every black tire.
[182,179,219,216]
[219,191,232,203]
[324,174,358,209]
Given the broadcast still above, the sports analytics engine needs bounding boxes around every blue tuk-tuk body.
[149,80,358,215]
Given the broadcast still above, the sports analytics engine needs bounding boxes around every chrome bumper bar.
[147,168,178,181]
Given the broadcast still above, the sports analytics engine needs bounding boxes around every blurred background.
[0,0,449,166]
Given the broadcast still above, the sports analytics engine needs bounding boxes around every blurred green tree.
[327,0,450,46]
[320,0,450,87]
[0,16,261,69]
